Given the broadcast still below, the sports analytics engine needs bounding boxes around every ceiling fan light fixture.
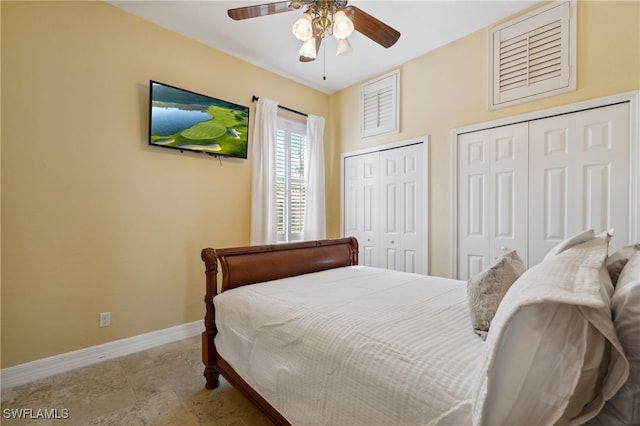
[336,37,352,55]
[228,1,401,64]
[292,12,313,41]
[299,37,317,59]
[332,10,354,39]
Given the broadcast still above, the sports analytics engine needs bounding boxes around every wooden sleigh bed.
[201,235,639,426]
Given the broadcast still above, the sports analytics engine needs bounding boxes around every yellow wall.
[329,0,640,276]
[0,1,329,367]
[2,0,639,368]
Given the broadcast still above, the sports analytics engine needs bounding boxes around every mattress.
[214,265,483,425]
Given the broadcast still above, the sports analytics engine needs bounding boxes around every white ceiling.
[108,0,538,94]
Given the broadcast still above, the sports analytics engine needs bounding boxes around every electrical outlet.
[99,312,111,327]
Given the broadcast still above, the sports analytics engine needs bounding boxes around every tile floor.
[1,335,273,425]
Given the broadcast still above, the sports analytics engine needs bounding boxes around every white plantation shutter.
[289,132,306,238]
[275,129,286,237]
[360,69,399,139]
[490,0,576,110]
[275,118,307,242]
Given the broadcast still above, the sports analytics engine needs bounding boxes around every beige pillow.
[467,251,525,340]
[606,243,640,286]
[543,229,596,261]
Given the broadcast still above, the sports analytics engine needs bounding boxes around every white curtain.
[250,97,279,245]
[303,115,326,240]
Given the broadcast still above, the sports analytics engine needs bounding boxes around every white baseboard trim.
[1,320,203,391]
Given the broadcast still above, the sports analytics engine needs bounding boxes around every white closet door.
[576,104,630,254]
[457,130,491,279]
[457,123,528,279]
[528,113,574,261]
[490,124,529,263]
[528,102,630,265]
[379,144,425,273]
[343,141,427,274]
[343,152,379,267]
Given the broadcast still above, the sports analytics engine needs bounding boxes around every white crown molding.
[1,321,203,390]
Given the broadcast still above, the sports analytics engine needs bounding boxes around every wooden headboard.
[200,237,359,394]
[201,237,359,292]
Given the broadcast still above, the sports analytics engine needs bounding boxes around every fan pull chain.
[323,37,326,81]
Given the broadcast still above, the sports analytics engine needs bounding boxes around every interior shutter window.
[289,132,305,238]
[275,117,307,242]
[490,0,576,110]
[275,129,287,238]
[360,69,399,139]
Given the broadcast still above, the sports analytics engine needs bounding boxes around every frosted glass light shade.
[336,37,352,55]
[292,13,313,41]
[332,11,354,39]
[299,37,317,59]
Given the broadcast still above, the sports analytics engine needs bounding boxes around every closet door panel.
[490,124,529,263]
[543,167,569,240]
[343,152,379,266]
[457,130,491,279]
[576,103,630,253]
[529,102,630,264]
[379,144,425,273]
[380,152,402,270]
[529,114,575,264]
[457,124,528,279]
[398,144,425,273]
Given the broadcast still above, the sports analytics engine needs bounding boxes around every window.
[276,117,307,242]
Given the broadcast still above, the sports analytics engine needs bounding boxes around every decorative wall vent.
[360,69,399,139]
[489,0,576,110]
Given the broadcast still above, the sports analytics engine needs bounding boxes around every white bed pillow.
[467,250,525,340]
[472,233,629,426]
[592,251,640,425]
[543,228,595,261]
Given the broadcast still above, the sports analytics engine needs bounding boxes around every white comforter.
[214,265,482,425]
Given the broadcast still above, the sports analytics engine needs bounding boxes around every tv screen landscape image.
[149,81,249,159]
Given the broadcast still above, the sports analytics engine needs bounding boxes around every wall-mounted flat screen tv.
[149,80,249,159]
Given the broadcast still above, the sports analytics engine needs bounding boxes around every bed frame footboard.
[200,237,358,423]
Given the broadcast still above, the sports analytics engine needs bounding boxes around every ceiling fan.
[228,0,401,62]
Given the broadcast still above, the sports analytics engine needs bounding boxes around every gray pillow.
[606,243,640,286]
[594,251,640,425]
[467,251,526,340]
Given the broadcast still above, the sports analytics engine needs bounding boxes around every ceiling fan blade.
[228,1,296,20]
[299,36,323,62]
[346,5,400,48]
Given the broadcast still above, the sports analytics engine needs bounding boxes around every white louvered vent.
[360,69,399,139]
[490,0,576,110]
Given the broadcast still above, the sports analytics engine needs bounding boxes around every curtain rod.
[251,96,308,117]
